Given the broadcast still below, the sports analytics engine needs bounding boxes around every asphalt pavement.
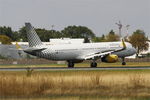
[0,66,150,71]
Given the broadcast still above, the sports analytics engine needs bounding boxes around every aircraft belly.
[55,53,77,60]
[41,51,80,60]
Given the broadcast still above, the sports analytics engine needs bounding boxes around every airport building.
[49,38,85,44]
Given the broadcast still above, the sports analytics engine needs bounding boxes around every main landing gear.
[121,57,126,65]
[67,60,98,68]
[90,61,97,68]
[67,61,74,68]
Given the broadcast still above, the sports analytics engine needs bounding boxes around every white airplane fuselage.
[24,23,136,67]
[25,41,136,61]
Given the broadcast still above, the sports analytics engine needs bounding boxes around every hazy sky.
[0,0,150,37]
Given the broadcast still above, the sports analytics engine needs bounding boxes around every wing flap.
[83,39,127,60]
[84,51,113,60]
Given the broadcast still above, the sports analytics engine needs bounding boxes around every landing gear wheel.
[122,62,126,65]
[121,57,126,65]
[68,61,74,68]
[90,62,97,68]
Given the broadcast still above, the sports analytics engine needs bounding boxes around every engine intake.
[101,54,118,63]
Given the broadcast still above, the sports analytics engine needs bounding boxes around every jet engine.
[101,54,118,63]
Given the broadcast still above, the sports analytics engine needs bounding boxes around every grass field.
[0,62,150,68]
[0,62,150,100]
[1,70,150,100]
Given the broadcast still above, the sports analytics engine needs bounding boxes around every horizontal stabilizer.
[14,42,23,51]
[24,47,46,52]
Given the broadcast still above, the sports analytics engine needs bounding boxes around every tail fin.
[25,23,43,47]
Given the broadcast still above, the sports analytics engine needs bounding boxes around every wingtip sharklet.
[121,39,126,49]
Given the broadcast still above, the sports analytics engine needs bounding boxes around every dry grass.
[0,97,146,100]
[0,70,150,98]
[1,97,150,100]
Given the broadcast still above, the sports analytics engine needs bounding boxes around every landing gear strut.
[67,61,74,68]
[90,61,97,68]
[121,57,126,65]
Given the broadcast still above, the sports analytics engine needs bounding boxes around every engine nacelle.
[101,54,118,63]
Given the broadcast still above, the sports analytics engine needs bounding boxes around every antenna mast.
[51,25,55,30]
[126,25,130,38]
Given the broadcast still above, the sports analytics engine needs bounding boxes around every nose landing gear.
[67,61,74,68]
[90,61,97,68]
[121,57,126,65]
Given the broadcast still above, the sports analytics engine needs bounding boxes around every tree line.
[0,25,95,43]
[0,25,149,56]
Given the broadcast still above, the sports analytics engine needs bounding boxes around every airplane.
[19,23,136,68]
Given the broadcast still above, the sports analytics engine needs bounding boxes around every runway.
[0,66,150,71]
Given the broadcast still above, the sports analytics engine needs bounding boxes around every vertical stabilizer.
[25,23,43,47]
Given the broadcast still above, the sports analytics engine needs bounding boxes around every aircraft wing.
[83,51,113,60]
[82,39,126,60]
[83,49,121,60]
